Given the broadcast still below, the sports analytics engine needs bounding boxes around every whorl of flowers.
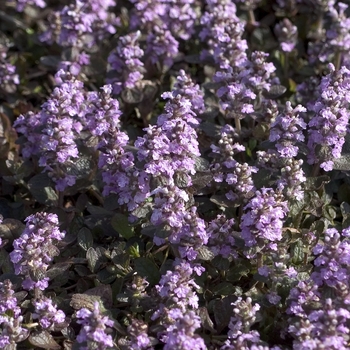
[162,310,206,350]
[274,18,298,53]
[76,302,114,349]
[129,0,197,68]
[208,214,237,259]
[240,188,289,249]
[152,259,206,349]
[269,101,307,158]
[214,52,277,121]
[0,51,19,91]
[308,2,350,66]
[134,86,209,257]
[307,63,350,171]
[14,70,87,190]
[145,25,179,69]
[287,227,350,349]
[15,0,46,12]
[130,0,197,41]
[107,31,145,95]
[221,297,267,350]
[127,319,153,350]
[32,296,66,330]
[40,0,117,48]
[90,85,137,205]
[200,0,247,69]
[210,124,258,203]
[0,280,29,347]
[172,70,205,115]
[9,212,65,291]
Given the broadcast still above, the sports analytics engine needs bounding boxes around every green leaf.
[211,282,236,296]
[111,213,134,239]
[341,202,350,228]
[28,331,61,349]
[134,257,160,286]
[77,227,94,251]
[226,263,251,282]
[213,296,237,333]
[27,173,58,205]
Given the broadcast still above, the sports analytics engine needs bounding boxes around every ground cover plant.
[1,0,350,349]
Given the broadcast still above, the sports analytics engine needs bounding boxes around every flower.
[10,212,65,291]
[32,297,66,330]
[76,302,114,350]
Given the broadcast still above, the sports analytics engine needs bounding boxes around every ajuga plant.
[4,0,350,349]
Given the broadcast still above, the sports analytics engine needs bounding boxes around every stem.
[311,163,320,177]
[235,117,241,134]
[334,51,342,71]
[283,52,289,78]
[248,9,256,26]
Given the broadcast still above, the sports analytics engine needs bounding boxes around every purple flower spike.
[76,302,114,350]
[269,101,307,158]
[307,64,350,171]
[10,212,65,291]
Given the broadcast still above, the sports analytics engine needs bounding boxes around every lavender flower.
[200,0,247,69]
[221,297,266,350]
[308,2,350,67]
[14,70,88,190]
[32,296,66,330]
[162,310,206,350]
[274,18,298,52]
[107,31,145,95]
[152,259,205,349]
[90,86,137,204]
[0,280,29,346]
[269,101,307,158]
[41,0,117,48]
[10,212,65,291]
[240,188,288,249]
[208,214,237,258]
[76,302,114,350]
[129,0,197,68]
[0,51,19,93]
[15,0,46,12]
[287,226,350,349]
[172,70,205,115]
[0,280,21,319]
[210,124,258,203]
[307,64,350,171]
[215,52,277,124]
[127,319,153,350]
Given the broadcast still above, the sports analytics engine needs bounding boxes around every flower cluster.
[221,297,269,350]
[287,226,350,348]
[15,0,46,12]
[0,280,29,347]
[208,214,237,259]
[200,0,247,69]
[0,52,19,93]
[307,63,350,171]
[240,188,289,250]
[107,31,145,95]
[32,296,66,330]
[76,302,114,349]
[214,52,277,125]
[9,212,65,290]
[269,101,307,158]
[40,0,117,74]
[274,18,298,53]
[127,319,153,350]
[210,124,258,203]
[152,259,206,349]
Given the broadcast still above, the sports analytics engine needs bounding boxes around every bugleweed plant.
[2,0,350,349]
